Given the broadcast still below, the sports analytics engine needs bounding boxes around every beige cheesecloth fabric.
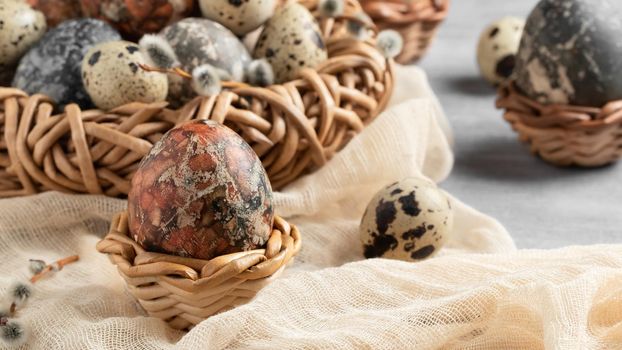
[0,66,621,349]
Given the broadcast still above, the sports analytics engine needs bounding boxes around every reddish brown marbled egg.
[79,0,195,40]
[27,0,82,27]
[128,120,274,260]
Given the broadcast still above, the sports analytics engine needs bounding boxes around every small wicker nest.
[496,82,622,167]
[96,211,301,330]
[361,0,449,64]
[0,0,394,198]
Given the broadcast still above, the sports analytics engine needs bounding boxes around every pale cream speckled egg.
[199,0,278,36]
[253,2,327,83]
[81,41,168,110]
[477,16,525,85]
[360,178,454,262]
[0,1,46,71]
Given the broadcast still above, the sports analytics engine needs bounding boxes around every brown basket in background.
[496,82,622,167]
[361,0,449,64]
[96,211,301,330]
[0,0,394,198]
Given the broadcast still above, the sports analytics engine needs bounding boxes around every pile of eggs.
[0,0,403,261]
[1,0,403,111]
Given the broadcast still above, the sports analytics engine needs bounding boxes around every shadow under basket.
[0,0,394,198]
[361,0,450,64]
[96,212,302,330]
[496,82,622,167]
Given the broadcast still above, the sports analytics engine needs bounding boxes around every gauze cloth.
[1,66,619,349]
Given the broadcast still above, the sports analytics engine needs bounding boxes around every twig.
[138,63,251,90]
[30,255,80,284]
[138,64,192,79]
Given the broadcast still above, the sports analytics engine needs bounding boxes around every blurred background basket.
[361,0,450,64]
[96,211,301,330]
[0,0,394,198]
[496,82,622,167]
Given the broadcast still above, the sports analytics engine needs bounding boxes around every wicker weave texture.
[497,83,622,167]
[0,0,394,198]
[96,212,301,330]
[361,0,449,64]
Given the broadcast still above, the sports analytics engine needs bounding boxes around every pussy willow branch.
[2,255,79,320]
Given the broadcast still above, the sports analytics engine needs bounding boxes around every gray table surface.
[419,0,622,249]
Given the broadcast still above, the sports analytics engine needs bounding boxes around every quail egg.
[360,178,454,262]
[82,40,168,110]
[254,2,327,83]
[477,16,525,86]
[199,0,278,36]
[0,1,46,74]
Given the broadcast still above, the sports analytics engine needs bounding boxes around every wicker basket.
[96,211,301,330]
[361,0,449,64]
[0,0,394,198]
[496,82,622,167]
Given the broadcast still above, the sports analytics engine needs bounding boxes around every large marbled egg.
[79,0,194,40]
[128,120,274,260]
[160,18,251,106]
[254,2,327,83]
[514,0,622,107]
[27,0,82,27]
[12,19,121,109]
[0,1,46,74]
[82,41,168,110]
[360,178,453,262]
[199,0,278,36]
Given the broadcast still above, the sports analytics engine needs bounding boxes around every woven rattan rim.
[0,0,394,198]
[361,0,450,63]
[96,211,301,330]
[496,82,622,167]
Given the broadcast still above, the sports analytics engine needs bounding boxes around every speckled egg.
[360,178,454,262]
[12,19,121,109]
[27,0,82,27]
[254,2,327,83]
[0,1,46,74]
[128,120,274,260]
[79,0,195,40]
[199,0,278,36]
[514,0,622,107]
[82,40,168,110]
[477,17,525,86]
[161,18,251,106]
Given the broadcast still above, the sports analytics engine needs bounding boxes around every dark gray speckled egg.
[82,41,168,110]
[514,0,622,107]
[160,18,251,106]
[360,178,453,262]
[12,18,121,109]
[253,2,327,83]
